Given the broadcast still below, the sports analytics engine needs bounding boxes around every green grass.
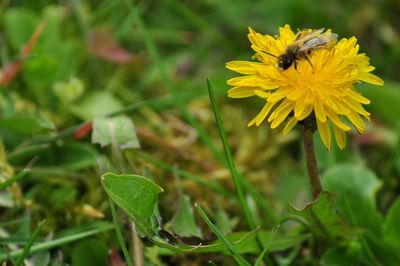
[1,0,400,265]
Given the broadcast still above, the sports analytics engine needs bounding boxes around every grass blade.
[206,79,256,230]
[0,223,114,260]
[0,169,29,190]
[14,220,46,266]
[110,199,134,266]
[195,204,251,266]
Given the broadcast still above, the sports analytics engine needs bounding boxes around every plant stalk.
[303,127,322,199]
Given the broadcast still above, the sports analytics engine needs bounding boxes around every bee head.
[278,54,294,71]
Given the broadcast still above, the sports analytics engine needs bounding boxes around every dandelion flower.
[226,25,384,150]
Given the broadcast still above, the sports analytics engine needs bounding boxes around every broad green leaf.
[71,239,108,266]
[171,195,202,238]
[69,91,123,120]
[289,192,359,239]
[101,172,163,237]
[383,197,400,250]
[322,164,383,237]
[321,164,398,265]
[0,116,54,135]
[92,116,140,149]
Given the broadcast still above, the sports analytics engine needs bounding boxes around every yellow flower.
[226,25,384,150]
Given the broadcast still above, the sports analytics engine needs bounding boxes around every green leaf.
[71,239,108,266]
[101,173,304,255]
[0,116,54,135]
[383,197,400,250]
[155,230,307,255]
[322,164,383,237]
[69,91,123,120]
[171,195,202,238]
[321,164,398,265]
[289,192,359,240]
[92,116,140,149]
[101,172,163,237]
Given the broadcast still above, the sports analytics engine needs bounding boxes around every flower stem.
[303,127,322,199]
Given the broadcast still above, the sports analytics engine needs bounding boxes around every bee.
[265,28,338,72]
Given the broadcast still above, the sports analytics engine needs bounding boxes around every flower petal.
[268,99,292,122]
[345,112,366,133]
[226,25,384,150]
[317,119,331,151]
[346,89,370,104]
[227,76,278,90]
[314,100,327,122]
[227,87,256,98]
[248,101,275,127]
[333,125,346,149]
[283,117,298,135]
[357,72,384,86]
[325,108,351,131]
[296,104,313,120]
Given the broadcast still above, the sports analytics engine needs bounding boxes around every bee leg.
[304,54,315,74]
[294,60,300,74]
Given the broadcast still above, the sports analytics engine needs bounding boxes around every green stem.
[302,127,322,199]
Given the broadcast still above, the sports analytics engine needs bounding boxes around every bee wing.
[294,28,325,43]
[298,32,338,52]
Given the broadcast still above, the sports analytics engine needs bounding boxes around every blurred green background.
[1,0,400,265]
